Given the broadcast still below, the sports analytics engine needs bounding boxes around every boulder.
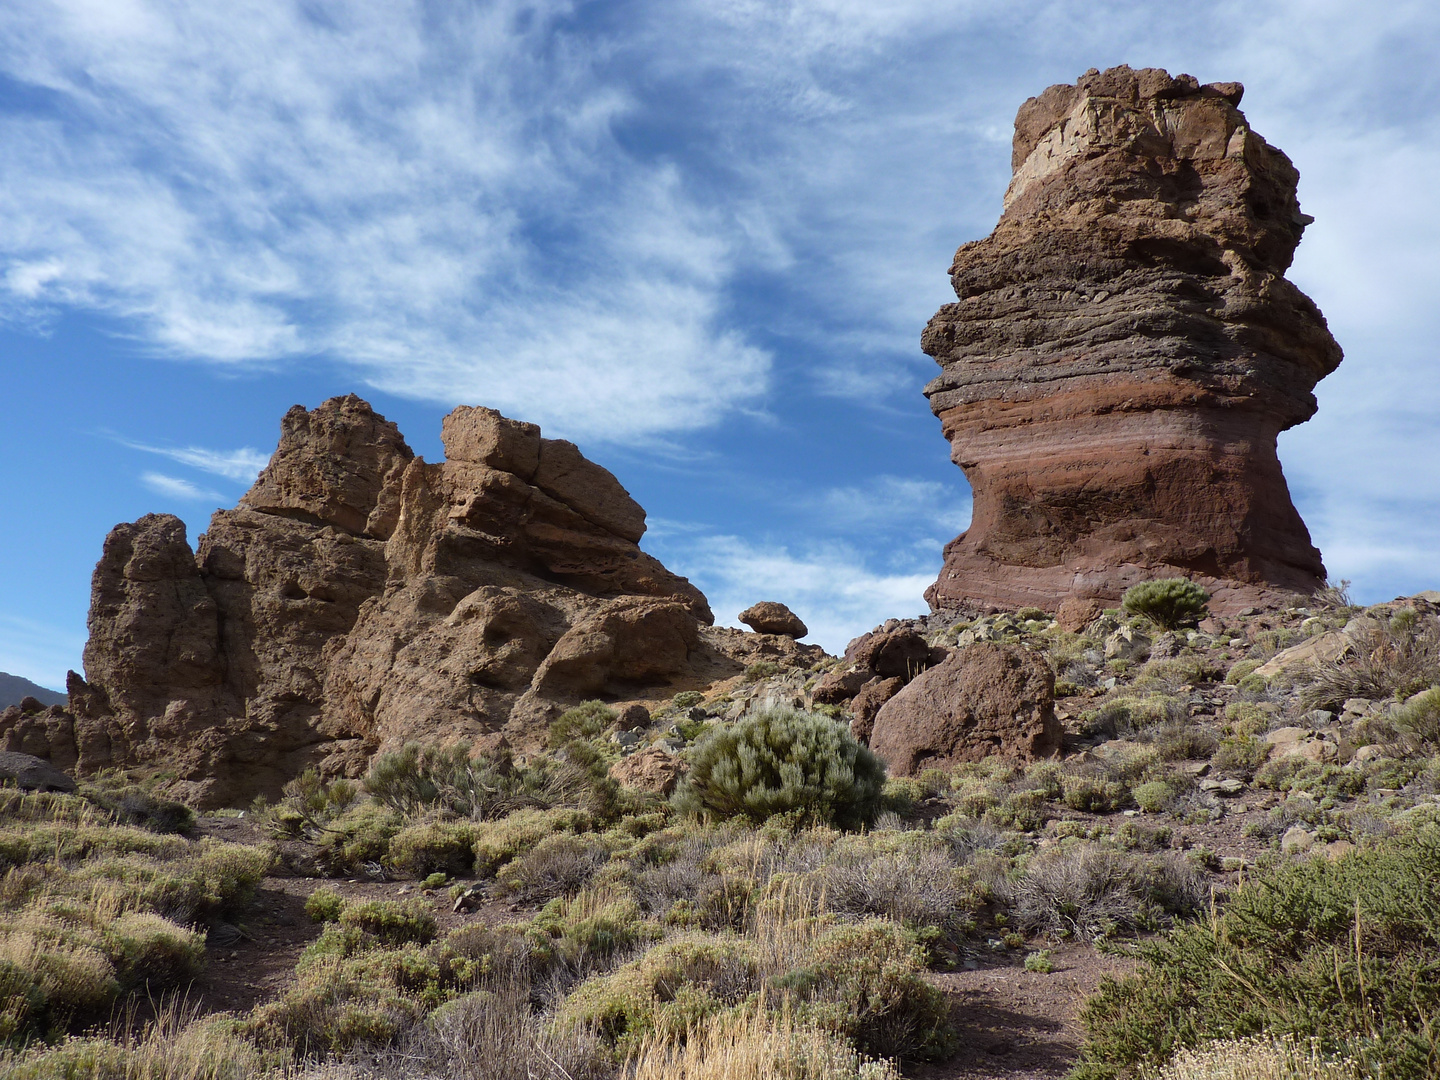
[738,602,808,639]
[1253,631,1352,678]
[609,746,683,795]
[1055,597,1103,634]
[922,66,1341,616]
[0,750,76,792]
[869,643,1062,775]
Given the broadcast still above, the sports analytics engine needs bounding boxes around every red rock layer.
[922,66,1342,615]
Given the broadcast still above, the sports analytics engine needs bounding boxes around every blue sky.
[2,1,1438,690]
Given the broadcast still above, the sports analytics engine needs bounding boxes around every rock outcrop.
[922,66,1342,616]
[869,643,1062,775]
[3,396,755,807]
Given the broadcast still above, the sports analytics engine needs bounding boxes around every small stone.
[1199,777,1244,796]
[1281,826,1314,854]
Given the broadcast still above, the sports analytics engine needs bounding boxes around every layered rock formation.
[5,395,754,807]
[922,65,1342,615]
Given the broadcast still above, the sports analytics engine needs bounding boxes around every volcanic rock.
[848,676,904,744]
[609,745,683,796]
[0,750,76,792]
[922,66,1342,616]
[738,602,808,639]
[2,396,760,808]
[869,643,1062,775]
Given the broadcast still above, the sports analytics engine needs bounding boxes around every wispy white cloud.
[0,0,770,442]
[118,439,269,483]
[139,471,223,502]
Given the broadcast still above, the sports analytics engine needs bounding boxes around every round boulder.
[738,602,808,639]
[869,642,1062,775]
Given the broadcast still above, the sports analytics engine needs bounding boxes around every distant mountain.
[0,672,67,710]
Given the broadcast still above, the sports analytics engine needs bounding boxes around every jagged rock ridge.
[5,395,817,807]
[922,65,1343,615]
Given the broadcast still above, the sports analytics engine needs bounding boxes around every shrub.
[0,1007,266,1080]
[524,886,660,979]
[1010,844,1205,941]
[1073,828,1440,1079]
[625,1004,902,1080]
[1138,1034,1363,1080]
[107,912,206,989]
[387,818,483,878]
[471,808,593,877]
[1149,722,1219,762]
[550,701,618,746]
[1122,580,1210,631]
[268,768,359,839]
[672,706,886,829]
[367,743,569,820]
[1061,773,1131,814]
[495,833,611,902]
[338,899,438,946]
[745,661,783,683]
[1298,613,1440,712]
[1132,782,1174,814]
[1393,687,1440,746]
[305,888,344,923]
[1024,949,1054,974]
[1212,736,1269,778]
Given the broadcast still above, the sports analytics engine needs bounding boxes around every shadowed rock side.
[6,395,766,807]
[922,66,1342,616]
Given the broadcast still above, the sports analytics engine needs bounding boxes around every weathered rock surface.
[0,750,76,792]
[609,745,683,796]
[738,602,808,639]
[922,66,1341,616]
[1,396,766,808]
[869,643,1062,774]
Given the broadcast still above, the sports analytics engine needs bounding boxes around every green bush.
[305,888,344,923]
[1072,828,1440,1079]
[367,743,558,820]
[744,661,783,683]
[387,818,482,879]
[1394,687,1440,745]
[672,706,886,829]
[337,899,438,946]
[1122,580,1209,631]
[1132,782,1174,814]
[549,701,617,747]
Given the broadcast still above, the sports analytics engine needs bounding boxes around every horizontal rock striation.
[922,66,1342,615]
[5,395,751,807]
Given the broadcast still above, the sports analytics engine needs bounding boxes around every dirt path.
[911,946,1135,1080]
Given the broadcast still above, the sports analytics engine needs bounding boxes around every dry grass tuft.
[625,1004,901,1080]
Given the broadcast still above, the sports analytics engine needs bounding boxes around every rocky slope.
[3,396,820,807]
[922,65,1342,616]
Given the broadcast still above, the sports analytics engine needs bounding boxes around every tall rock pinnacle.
[922,65,1343,615]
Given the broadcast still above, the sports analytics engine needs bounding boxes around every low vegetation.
[5,588,1440,1079]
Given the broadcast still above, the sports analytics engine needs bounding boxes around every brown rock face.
[922,66,1342,616]
[869,643,1062,775]
[11,396,743,808]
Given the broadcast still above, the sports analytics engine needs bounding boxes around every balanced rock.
[869,643,1062,775]
[2,396,753,808]
[922,66,1342,616]
[738,602,808,639]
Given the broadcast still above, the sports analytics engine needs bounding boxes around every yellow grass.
[625,1004,900,1080]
